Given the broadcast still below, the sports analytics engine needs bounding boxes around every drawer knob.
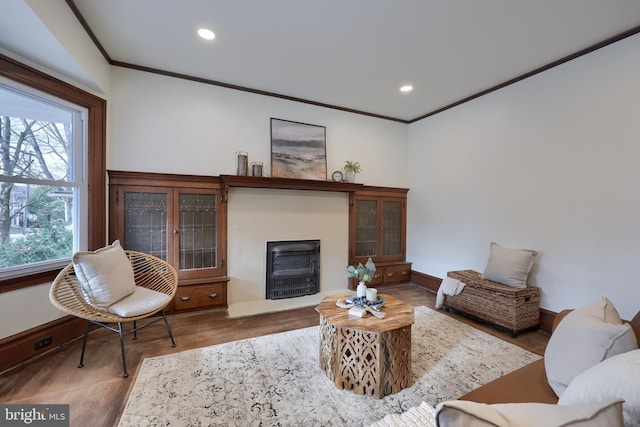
[180,296,190,302]
[374,274,381,279]
[209,292,218,299]
[387,272,394,277]
[401,271,408,276]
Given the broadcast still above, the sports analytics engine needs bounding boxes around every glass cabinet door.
[381,200,402,256]
[354,199,378,258]
[178,192,218,271]
[122,188,169,261]
[173,189,223,279]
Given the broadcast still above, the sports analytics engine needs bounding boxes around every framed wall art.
[271,118,327,180]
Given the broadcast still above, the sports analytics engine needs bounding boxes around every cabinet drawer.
[383,264,412,284]
[370,271,385,285]
[175,283,227,311]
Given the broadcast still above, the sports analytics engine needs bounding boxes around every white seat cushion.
[107,286,171,317]
[72,240,136,309]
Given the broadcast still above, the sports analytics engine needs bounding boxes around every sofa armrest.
[459,359,558,404]
[553,309,573,332]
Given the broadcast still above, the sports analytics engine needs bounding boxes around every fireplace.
[266,240,320,299]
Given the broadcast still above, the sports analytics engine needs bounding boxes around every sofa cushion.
[559,349,640,427]
[435,398,624,427]
[544,297,638,397]
[481,242,537,289]
[72,240,137,309]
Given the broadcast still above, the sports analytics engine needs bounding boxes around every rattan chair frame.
[49,250,178,377]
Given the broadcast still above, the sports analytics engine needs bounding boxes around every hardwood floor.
[0,284,550,426]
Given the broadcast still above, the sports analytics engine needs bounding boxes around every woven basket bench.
[444,270,540,336]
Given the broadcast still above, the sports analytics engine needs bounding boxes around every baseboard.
[410,270,440,293]
[412,269,557,334]
[0,316,87,373]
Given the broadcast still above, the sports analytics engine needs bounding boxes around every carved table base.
[316,293,413,399]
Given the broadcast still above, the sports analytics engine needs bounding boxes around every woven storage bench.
[445,270,540,336]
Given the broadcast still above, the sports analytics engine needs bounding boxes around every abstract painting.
[271,118,326,180]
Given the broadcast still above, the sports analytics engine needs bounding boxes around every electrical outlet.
[34,336,52,351]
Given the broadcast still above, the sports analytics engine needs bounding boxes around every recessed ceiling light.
[198,28,216,40]
[400,85,414,93]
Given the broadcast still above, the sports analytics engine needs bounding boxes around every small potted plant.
[346,257,376,297]
[343,161,361,183]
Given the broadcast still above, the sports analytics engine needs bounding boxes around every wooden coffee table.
[315,292,414,398]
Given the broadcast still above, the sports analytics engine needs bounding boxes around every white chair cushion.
[481,242,537,288]
[107,286,172,317]
[435,398,624,427]
[72,240,136,309]
[544,297,638,397]
[559,349,640,427]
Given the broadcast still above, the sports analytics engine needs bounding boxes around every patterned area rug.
[118,306,541,426]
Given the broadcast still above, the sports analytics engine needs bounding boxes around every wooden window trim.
[0,53,106,293]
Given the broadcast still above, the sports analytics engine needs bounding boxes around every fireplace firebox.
[266,240,320,299]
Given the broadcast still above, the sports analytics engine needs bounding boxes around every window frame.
[0,53,106,293]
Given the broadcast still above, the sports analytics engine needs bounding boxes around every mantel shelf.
[219,175,364,193]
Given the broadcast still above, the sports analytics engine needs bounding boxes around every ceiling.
[48,2,640,121]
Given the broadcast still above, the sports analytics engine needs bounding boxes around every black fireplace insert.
[266,240,320,299]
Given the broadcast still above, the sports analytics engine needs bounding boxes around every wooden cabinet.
[108,171,228,312]
[349,187,411,288]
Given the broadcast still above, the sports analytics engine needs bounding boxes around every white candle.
[366,288,377,302]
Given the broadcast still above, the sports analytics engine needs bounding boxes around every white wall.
[407,34,640,319]
[108,67,408,315]
[109,68,408,185]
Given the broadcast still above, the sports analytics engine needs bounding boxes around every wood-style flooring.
[0,284,550,426]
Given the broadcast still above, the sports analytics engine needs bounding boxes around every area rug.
[118,306,541,426]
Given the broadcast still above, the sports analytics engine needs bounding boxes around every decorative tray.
[345,294,385,310]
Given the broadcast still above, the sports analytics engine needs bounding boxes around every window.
[0,81,86,278]
[0,54,106,291]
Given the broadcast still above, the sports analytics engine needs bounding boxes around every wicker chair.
[49,250,178,377]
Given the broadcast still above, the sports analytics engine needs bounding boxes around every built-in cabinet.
[108,172,409,311]
[349,187,411,288]
[108,171,228,312]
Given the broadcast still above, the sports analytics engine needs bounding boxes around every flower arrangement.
[346,257,376,283]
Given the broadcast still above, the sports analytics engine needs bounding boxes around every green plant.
[343,161,361,173]
[346,257,376,283]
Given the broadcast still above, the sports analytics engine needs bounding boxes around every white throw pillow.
[72,240,137,309]
[559,349,640,427]
[435,398,624,427]
[544,297,638,397]
[481,242,537,288]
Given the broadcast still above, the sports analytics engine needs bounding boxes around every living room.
[2,1,640,425]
